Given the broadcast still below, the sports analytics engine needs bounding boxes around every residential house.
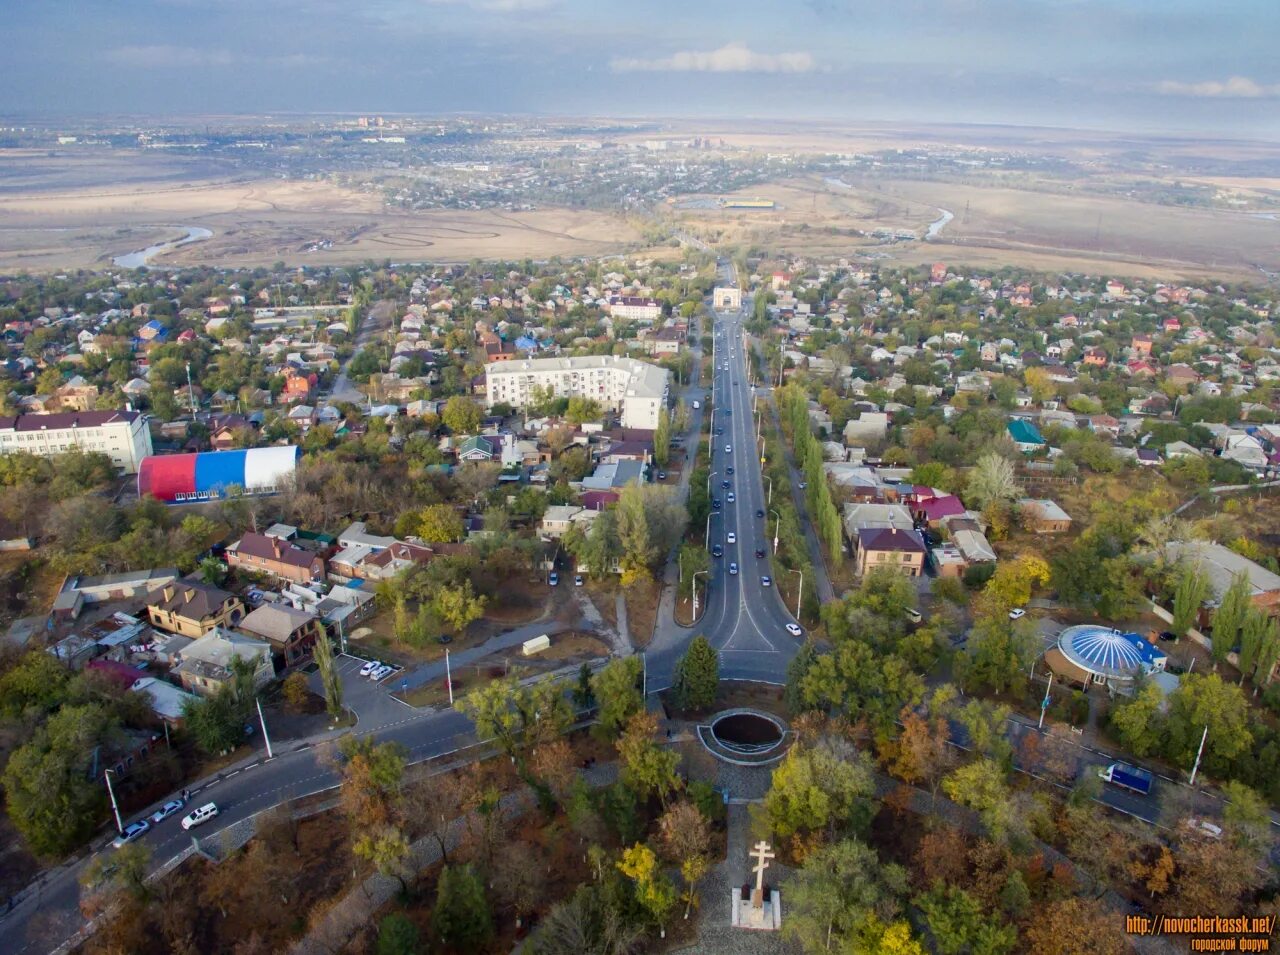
[1131,334,1153,356]
[1007,419,1046,453]
[226,531,326,583]
[172,627,274,697]
[853,527,927,577]
[457,435,497,462]
[130,676,199,727]
[1165,540,1280,631]
[1083,347,1108,368]
[843,412,889,447]
[1018,498,1072,533]
[239,604,325,669]
[146,580,245,637]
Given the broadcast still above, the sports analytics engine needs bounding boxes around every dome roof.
[1058,625,1166,681]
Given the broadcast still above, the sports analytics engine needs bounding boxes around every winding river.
[926,208,954,240]
[113,226,213,268]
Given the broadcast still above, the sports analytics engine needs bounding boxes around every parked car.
[150,799,185,824]
[549,572,559,586]
[785,623,803,638]
[574,575,584,587]
[905,609,923,623]
[1184,818,1224,839]
[436,634,452,645]
[798,481,808,490]
[1009,608,1026,620]
[657,471,667,480]
[359,660,381,677]
[181,803,219,831]
[112,820,150,848]
[1158,630,1177,641]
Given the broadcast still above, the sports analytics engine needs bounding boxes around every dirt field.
[675,173,1280,280]
[0,163,644,271]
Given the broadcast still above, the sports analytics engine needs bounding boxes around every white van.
[181,803,219,830]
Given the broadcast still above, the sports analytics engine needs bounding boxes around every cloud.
[1155,76,1280,98]
[105,45,237,68]
[423,0,558,11]
[611,42,814,74]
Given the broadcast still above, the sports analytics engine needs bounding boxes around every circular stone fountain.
[698,709,791,765]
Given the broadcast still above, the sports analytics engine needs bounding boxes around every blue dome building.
[1046,624,1167,689]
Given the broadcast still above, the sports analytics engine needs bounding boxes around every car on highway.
[761,576,772,587]
[755,547,766,558]
[727,492,735,503]
[359,660,382,677]
[786,623,803,638]
[722,480,731,489]
[712,498,722,509]
[711,544,723,558]
[575,575,584,586]
[181,803,219,831]
[725,444,732,453]
[727,532,736,544]
[150,799,185,824]
[756,509,764,518]
[729,562,739,576]
[1009,608,1026,620]
[726,466,734,475]
[549,572,559,586]
[112,820,150,848]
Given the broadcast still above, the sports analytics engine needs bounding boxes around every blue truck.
[1098,762,1153,796]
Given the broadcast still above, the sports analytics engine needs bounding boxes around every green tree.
[1171,562,1210,639]
[616,843,677,929]
[616,712,681,807]
[672,635,719,711]
[756,738,876,847]
[431,864,493,951]
[678,543,710,600]
[418,503,465,543]
[182,685,249,754]
[615,482,687,573]
[0,651,71,719]
[354,825,412,893]
[1209,571,1252,664]
[591,657,644,739]
[941,759,1027,845]
[376,912,422,955]
[956,616,1039,695]
[783,838,908,955]
[965,452,1022,512]
[915,884,1016,955]
[313,628,344,720]
[653,406,671,468]
[565,396,603,425]
[1110,682,1165,758]
[1236,610,1277,685]
[1164,673,1253,774]
[432,580,487,632]
[442,395,483,434]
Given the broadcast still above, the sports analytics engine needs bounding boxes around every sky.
[4,0,1279,139]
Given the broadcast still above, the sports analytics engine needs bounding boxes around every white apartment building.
[607,297,663,323]
[0,410,153,474]
[485,356,670,430]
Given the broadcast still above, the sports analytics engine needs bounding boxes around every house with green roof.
[1007,419,1046,453]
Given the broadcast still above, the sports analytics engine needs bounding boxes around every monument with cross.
[730,839,782,931]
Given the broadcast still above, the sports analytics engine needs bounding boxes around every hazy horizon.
[4,0,1278,141]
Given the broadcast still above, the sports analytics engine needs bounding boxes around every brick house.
[853,527,927,577]
[226,531,325,583]
[146,580,246,637]
[1018,498,1073,533]
[239,604,325,669]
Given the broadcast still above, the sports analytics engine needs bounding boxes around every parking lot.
[310,652,413,729]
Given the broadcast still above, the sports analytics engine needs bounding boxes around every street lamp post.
[771,509,782,554]
[1037,672,1054,731]
[790,568,804,620]
[707,470,717,498]
[104,769,124,835]
[256,697,274,760]
[705,510,720,552]
[764,477,772,507]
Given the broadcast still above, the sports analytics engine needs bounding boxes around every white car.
[785,623,803,638]
[725,444,732,453]
[150,799,185,824]
[112,820,150,848]
[1009,608,1026,620]
[373,664,394,680]
[727,532,737,544]
[727,492,735,503]
[181,803,219,831]
[359,660,381,677]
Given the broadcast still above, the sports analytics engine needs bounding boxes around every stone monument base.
[730,885,781,931]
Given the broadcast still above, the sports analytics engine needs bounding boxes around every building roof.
[1165,540,1280,603]
[856,526,926,554]
[843,502,914,536]
[487,355,669,401]
[230,532,318,569]
[1057,625,1166,681]
[1007,419,1045,446]
[240,604,317,644]
[1018,498,1071,523]
[130,676,199,722]
[150,579,236,620]
[0,410,142,431]
[174,627,271,680]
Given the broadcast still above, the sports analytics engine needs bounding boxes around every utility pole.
[256,697,274,760]
[445,648,454,705]
[104,769,123,834]
[791,568,803,620]
[1188,725,1209,787]
[771,509,782,554]
[185,362,197,416]
[1038,672,1054,731]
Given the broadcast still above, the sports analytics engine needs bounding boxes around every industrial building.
[137,446,299,503]
[484,356,669,430]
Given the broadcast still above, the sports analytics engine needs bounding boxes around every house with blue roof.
[1007,419,1046,453]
